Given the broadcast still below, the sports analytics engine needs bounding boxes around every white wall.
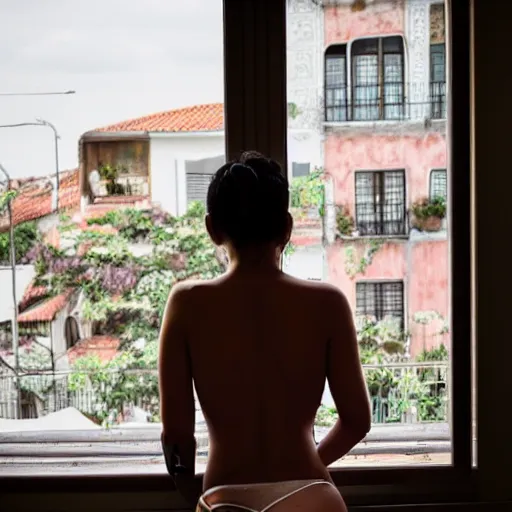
[149,134,225,216]
[287,130,323,178]
[283,247,324,280]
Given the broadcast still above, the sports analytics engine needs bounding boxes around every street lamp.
[0,119,62,211]
[0,163,21,420]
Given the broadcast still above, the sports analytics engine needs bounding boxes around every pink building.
[321,0,448,356]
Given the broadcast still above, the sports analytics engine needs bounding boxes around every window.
[0,0,479,506]
[64,316,80,350]
[325,45,348,122]
[354,170,406,236]
[430,4,446,118]
[430,169,447,200]
[292,162,311,178]
[351,36,405,121]
[356,281,404,328]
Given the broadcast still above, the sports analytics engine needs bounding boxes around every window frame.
[350,35,406,122]
[430,168,448,201]
[0,0,475,508]
[354,169,407,236]
[356,280,405,329]
[324,44,348,122]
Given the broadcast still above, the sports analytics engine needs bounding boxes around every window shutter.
[186,174,212,205]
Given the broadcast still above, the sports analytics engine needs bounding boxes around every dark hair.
[206,151,289,249]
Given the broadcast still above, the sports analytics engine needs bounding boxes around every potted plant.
[411,196,446,232]
[99,164,125,196]
[335,205,354,237]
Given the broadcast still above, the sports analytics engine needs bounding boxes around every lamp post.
[0,90,76,97]
[0,163,21,419]
[0,119,62,212]
[35,119,60,211]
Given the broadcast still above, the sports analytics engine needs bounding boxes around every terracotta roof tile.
[67,335,120,365]
[18,290,72,323]
[19,281,49,312]
[0,169,80,232]
[92,103,224,134]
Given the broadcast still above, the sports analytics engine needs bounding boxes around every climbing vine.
[343,238,384,278]
[0,221,39,264]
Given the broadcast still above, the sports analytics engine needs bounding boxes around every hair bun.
[227,163,258,181]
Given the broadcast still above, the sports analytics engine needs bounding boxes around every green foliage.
[290,170,325,216]
[335,206,354,237]
[287,102,301,120]
[185,200,206,219]
[315,405,338,427]
[69,342,160,426]
[0,221,39,264]
[0,189,19,213]
[134,270,176,318]
[98,164,125,195]
[411,196,446,220]
[416,344,449,362]
[344,239,384,278]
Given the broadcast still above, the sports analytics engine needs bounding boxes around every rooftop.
[90,103,224,135]
[0,169,80,232]
[66,335,120,365]
[17,290,73,323]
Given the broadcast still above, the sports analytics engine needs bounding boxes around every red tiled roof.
[18,290,72,323]
[0,169,80,232]
[92,103,224,134]
[19,281,49,312]
[67,335,120,365]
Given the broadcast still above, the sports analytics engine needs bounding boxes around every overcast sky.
[0,0,224,178]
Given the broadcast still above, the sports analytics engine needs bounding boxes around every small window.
[351,36,404,121]
[325,45,348,122]
[292,162,311,178]
[430,169,447,200]
[430,4,446,119]
[64,316,80,350]
[355,170,406,236]
[356,281,404,328]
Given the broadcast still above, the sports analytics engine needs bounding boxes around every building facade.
[287,0,448,356]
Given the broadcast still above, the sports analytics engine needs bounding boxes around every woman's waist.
[203,443,330,489]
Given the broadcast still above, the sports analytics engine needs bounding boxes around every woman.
[159,151,371,511]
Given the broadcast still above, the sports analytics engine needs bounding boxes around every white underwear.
[196,479,346,512]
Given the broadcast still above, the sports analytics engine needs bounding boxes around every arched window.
[64,316,80,350]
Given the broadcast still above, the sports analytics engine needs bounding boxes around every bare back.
[179,270,338,489]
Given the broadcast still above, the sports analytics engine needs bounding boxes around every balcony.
[325,82,447,123]
[430,80,447,119]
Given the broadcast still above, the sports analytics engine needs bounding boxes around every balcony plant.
[410,196,446,232]
[99,164,125,196]
[335,205,355,237]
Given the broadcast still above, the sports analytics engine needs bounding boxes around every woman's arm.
[317,289,371,467]
[159,282,197,497]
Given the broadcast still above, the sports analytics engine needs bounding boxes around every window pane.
[0,0,224,475]
[430,169,447,201]
[353,54,379,121]
[430,4,446,119]
[325,47,348,122]
[290,0,452,467]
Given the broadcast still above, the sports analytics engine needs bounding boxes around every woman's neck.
[225,244,282,275]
